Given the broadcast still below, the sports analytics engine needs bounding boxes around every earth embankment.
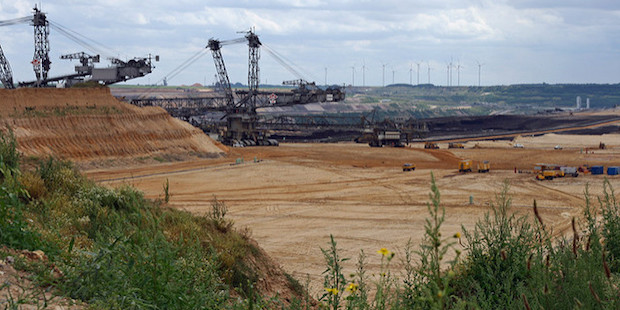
[0,88,226,167]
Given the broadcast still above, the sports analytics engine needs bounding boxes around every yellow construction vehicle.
[536,169,564,180]
[477,161,490,173]
[402,163,416,171]
[424,142,439,149]
[459,159,472,172]
[448,142,465,148]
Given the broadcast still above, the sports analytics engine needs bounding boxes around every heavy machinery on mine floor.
[477,161,490,173]
[459,160,473,173]
[354,109,428,147]
[0,6,156,89]
[130,29,345,146]
[424,142,440,149]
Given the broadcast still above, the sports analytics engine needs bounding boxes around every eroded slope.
[0,88,226,166]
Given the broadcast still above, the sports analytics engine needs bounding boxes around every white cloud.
[0,0,618,85]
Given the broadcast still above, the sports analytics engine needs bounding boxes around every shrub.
[0,184,44,250]
[18,171,47,201]
[600,179,620,272]
[0,128,20,176]
[453,181,539,308]
[37,157,83,195]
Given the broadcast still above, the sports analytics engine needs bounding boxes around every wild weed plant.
[318,174,619,309]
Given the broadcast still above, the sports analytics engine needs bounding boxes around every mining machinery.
[202,30,345,145]
[32,6,51,85]
[128,29,345,146]
[0,45,15,89]
[0,6,156,88]
[60,52,100,75]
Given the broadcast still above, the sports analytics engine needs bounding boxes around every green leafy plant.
[320,234,348,309]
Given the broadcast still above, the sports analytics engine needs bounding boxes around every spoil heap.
[0,87,226,166]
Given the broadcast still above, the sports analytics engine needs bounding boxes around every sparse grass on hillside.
[9,105,122,118]
[0,129,301,309]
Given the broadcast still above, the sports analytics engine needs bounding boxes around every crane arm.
[0,16,31,27]
[207,39,235,109]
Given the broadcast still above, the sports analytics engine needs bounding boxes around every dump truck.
[402,163,416,172]
[448,142,465,149]
[534,163,565,180]
[424,142,439,149]
[459,159,472,172]
[536,170,564,180]
[477,161,490,173]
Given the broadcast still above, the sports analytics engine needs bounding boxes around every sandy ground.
[88,135,620,294]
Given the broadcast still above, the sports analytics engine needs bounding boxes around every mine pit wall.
[0,88,227,163]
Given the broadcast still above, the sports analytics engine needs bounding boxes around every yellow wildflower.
[454,232,461,239]
[437,290,444,298]
[377,248,392,257]
[346,283,359,293]
[325,287,339,295]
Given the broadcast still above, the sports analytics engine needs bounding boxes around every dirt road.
[88,139,620,294]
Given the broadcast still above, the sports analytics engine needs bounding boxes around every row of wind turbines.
[325,60,485,88]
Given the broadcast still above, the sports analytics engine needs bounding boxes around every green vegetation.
[1,128,619,309]
[319,175,620,309]
[10,105,121,118]
[0,129,298,309]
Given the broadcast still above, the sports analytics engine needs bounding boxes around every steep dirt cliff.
[0,87,227,166]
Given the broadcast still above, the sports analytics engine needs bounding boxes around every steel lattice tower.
[32,6,50,85]
[246,30,261,111]
[0,44,15,89]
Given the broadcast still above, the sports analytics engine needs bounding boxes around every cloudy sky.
[1,0,619,87]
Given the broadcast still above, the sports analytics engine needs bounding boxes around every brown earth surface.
[0,88,226,168]
[5,87,620,297]
[88,137,620,295]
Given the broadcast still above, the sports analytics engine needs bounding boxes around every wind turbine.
[324,66,327,86]
[427,62,432,84]
[351,65,355,86]
[476,60,484,87]
[362,59,366,87]
[392,68,396,84]
[409,63,413,85]
[456,60,463,87]
[381,62,387,87]
[415,61,421,85]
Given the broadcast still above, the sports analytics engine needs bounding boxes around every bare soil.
[0,88,227,169]
[88,138,620,294]
[5,87,620,297]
